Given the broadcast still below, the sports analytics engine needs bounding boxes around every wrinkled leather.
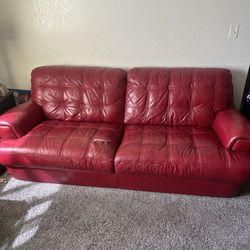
[125,68,232,125]
[32,66,127,123]
[213,108,250,151]
[115,125,250,183]
[0,120,124,172]
[0,66,250,192]
[0,100,45,139]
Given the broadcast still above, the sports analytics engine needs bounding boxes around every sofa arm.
[0,100,45,139]
[213,108,250,151]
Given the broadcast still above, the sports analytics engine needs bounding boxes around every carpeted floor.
[0,174,250,250]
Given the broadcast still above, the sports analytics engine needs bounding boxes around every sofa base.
[7,167,242,198]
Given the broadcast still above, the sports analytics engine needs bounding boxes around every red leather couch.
[0,66,250,197]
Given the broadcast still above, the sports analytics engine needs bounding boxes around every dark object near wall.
[0,91,16,173]
[240,65,250,119]
[0,91,16,115]
[9,89,31,105]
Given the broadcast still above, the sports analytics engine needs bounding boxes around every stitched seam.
[121,143,215,148]
[210,71,217,125]
[58,126,77,157]
[166,126,172,173]
[27,127,117,136]
[165,70,171,124]
[100,70,105,122]
[35,84,94,89]
[35,122,61,156]
[138,126,144,164]
[190,127,199,174]
[4,151,114,163]
[143,75,150,123]
[189,70,194,125]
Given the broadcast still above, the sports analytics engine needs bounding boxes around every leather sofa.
[0,66,250,197]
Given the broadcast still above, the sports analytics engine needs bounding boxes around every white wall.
[0,0,249,108]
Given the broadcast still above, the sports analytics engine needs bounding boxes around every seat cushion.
[0,120,124,173]
[115,125,250,183]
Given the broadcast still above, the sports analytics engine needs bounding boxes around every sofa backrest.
[125,68,232,126]
[31,66,127,123]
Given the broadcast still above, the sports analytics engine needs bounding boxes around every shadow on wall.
[0,21,16,87]
[229,68,247,109]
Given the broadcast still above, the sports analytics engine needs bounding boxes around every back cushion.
[32,66,127,123]
[125,68,232,126]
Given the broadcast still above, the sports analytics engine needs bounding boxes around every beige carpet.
[0,174,250,250]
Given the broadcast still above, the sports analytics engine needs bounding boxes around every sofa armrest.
[213,108,250,151]
[0,100,45,139]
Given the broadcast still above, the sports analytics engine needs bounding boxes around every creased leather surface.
[31,66,127,123]
[0,120,124,172]
[0,100,45,139]
[125,68,232,125]
[1,66,250,190]
[213,108,250,151]
[115,125,250,183]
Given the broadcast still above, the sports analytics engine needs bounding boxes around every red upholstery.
[8,167,241,197]
[0,120,124,173]
[115,125,250,183]
[31,66,127,123]
[125,68,232,125]
[0,100,45,139]
[213,108,250,151]
[0,66,249,197]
